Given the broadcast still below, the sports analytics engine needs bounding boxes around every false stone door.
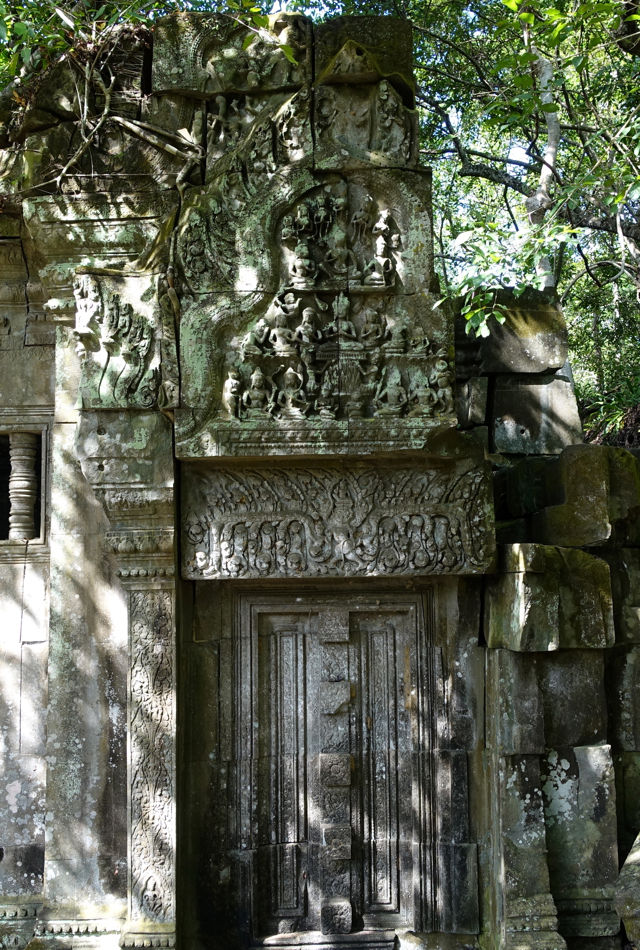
[213,592,436,946]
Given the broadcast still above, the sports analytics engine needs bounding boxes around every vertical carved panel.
[129,589,175,927]
[273,628,304,917]
[364,622,398,913]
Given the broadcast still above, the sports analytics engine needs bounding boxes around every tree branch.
[410,22,495,93]
[458,162,529,195]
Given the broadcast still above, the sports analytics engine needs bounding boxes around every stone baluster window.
[0,431,42,541]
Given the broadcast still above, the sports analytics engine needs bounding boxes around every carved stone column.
[8,431,39,540]
[121,581,176,947]
[76,408,176,950]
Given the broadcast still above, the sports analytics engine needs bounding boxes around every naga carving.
[73,273,179,410]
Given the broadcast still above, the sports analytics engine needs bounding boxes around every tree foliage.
[2,0,640,439]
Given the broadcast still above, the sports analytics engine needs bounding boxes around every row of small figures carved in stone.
[207,87,311,161]
[222,359,454,421]
[205,75,410,169]
[283,197,401,291]
[186,510,483,578]
[240,293,436,362]
[282,191,399,248]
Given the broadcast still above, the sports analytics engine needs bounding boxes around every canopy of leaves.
[2,0,640,441]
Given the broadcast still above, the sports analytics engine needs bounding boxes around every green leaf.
[242,33,255,49]
[280,44,298,65]
[540,102,559,112]
[519,11,535,23]
[502,0,520,10]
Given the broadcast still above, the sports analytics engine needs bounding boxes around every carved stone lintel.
[182,460,495,580]
[8,432,39,540]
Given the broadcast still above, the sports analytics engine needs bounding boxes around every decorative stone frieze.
[182,458,494,579]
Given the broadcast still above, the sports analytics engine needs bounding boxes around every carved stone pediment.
[176,166,450,458]
[314,16,416,106]
[152,13,312,97]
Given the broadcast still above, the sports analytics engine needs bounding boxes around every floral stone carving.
[182,460,495,579]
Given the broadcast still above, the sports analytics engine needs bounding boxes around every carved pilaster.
[106,526,176,949]
[8,432,39,540]
[76,409,176,949]
[122,585,176,947]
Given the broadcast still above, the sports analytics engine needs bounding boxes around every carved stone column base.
[119,926,176,949]
[0,904,38,950]
[556,896,619,937]
[505,894,566,950]
[505,934,567,950]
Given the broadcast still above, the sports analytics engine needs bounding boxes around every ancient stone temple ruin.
[2,13,640,950]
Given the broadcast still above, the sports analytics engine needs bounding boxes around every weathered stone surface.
[472,748,565,950]
[455,289,568,377]
[542,746,619,937]
[439,579,486,752]
[615,829,640,949]
[46,415,128,912]
[492,372,583,455]
[152,13,312,96]
[499,755,564,949]
[456,376,488,428]
[22,192,178,301]
[486,545,614,651]
[397,933,480,950]
[486,566,560,651]
[502,446,640,548]
[486,651,544,753]
[608,646,640,751]
[614,751,640,859]
[599,549,640,643]
[315,17,415,104]
[538,652,607,749]
[0,558,48,898]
